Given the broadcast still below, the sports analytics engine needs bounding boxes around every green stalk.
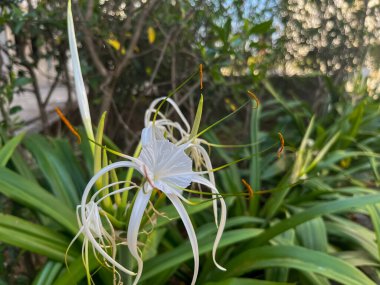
[249,105,261,216]
[118,143,142,219]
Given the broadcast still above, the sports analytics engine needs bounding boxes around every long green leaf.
[33,262,63,285]
[0,225,75,262]
[190,94,203,139]
[156,199,213,228]
[303,131,340,174]
[24,135,79,207]
[249,105,261,215]
[53,139,87,193]
[296,217,327,252]
[262,80,305,133]
[250,194,380,247]
[53,252,98,285]
[0,167,77,234]
[142,228,261,282]
[0,132,25,166]
[205,278,294,285]
[0,214,71,247]
[326,216,379,262]
[262,116,315,219]
[216,245,375,285]
[367,205,380,260]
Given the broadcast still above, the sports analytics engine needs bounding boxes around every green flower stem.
[118,143,142,219]
[100,209,125,229]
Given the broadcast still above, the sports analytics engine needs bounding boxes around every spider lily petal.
[67,1,94,143]
[193,144,220,226]
[191,175,226,271]
[127,186,152,285]
[145,97,191,133]
[167,193,199,285]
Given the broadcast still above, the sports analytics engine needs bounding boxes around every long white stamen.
[145,97,191,132]
[80,161,139,276]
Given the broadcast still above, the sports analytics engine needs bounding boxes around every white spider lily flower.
[144,97,226,262]
[79,126,226,285]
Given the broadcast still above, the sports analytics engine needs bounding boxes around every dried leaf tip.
[247,90,260,108]
[277,132,285,158]
[200,64,203,90]
[55,107,81,144]
[241,179,254,199]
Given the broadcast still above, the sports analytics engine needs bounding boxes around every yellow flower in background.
[147,26,156,44]
[106,39,126,55]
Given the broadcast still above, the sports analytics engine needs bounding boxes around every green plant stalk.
[190,94,203,140]
[262,116,315,219]
[110,166,122,205]
[249,105,261,216]
[119,142,142,219]
[101,148,114,212]
[93,113,113,211]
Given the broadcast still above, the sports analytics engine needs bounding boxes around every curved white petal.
[191,175,227,271]
[194,145,219,226]
[144,97,190,132]
[145,119,190,144]
[80,161,138,276]
[127,186,152,285]
[167,194,199,285]
[67,2,94,143]
[141,126,165,146]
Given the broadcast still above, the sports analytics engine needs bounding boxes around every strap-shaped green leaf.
[0,132,25,166]
[0,215,78,262]
[142,228,262,282]
[206,278,294,285]
[189,94,203,139]
[0,167,77,234]
[24,135,80,208]
[217,245,375,285]
[251,194,380,247]
[32,261,63,285]
[53,252,98,285]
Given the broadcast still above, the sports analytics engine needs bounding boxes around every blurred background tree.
[280,0,380,79]
[0,0,277,145]
[1,0,378,143]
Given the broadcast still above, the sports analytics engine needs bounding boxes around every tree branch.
[114,0,159,78]
[99,0,159,113]
[85,0,95,21]
[42,71,61,108]
[75,2,108,77]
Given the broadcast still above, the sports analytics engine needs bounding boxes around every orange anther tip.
[277,132,284,158]
[55,107,81,144]
[241,178,254,199]
[247,91,260,108]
